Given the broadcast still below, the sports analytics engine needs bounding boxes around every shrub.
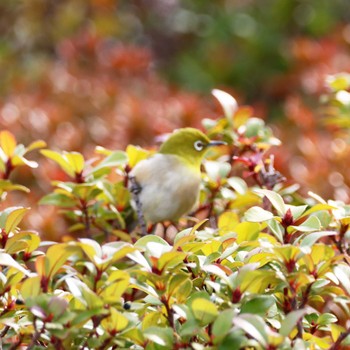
[1,90,350,349]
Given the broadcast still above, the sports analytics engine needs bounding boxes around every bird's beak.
[208,140,227,147]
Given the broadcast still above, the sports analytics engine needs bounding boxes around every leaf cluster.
[1,91,350,349]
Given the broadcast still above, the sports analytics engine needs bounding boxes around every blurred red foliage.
[1,2,350,240]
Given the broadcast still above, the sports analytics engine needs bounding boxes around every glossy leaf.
[280,309,306,336]
[244,206,273,222]
[212,89,238,120]
[191,298,218,325]
[254,189,286,216]
[126,145,150,168]
[0,130,16,157]
[40,150,75,177]
[0,252,30,276]
[101,308,129,333]
[5,207,29,234]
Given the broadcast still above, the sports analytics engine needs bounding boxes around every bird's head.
[159,128,225,169]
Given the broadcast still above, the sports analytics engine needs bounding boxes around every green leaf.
[267,219,284,243]
[285,204,308,220]
[39,193,77,207]
[48,297,68,318]
[204,160,231,180]
[244,206,273,222]
[300,231,336,247]
[167,273,190,298]
[280,309,306,336]
[144,326,174,347]
[191,298,218,325]
[334,265,350,294]
[90,151,127,175]
[134,235,169,249]
[240,295,275,315]
[227,177,248,194]
[291,216,322,232]
[254,189,286,216]
[121,328,145,345]
[212,309,235,342]
[317,313,338,327]
[232,314,268,347]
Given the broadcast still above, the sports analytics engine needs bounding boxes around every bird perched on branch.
[129,128,225,234]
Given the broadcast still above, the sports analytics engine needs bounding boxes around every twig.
[79,199,92,238]
[329,327,350,350]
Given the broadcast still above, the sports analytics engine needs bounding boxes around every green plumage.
[130,128,224,223]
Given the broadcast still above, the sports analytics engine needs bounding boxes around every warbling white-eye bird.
[128,127,225,234]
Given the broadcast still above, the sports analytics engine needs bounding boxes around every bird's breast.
[130,154,201,222]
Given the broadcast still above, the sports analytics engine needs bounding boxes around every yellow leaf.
[126,145,151,168]
[26,140,47,153]
[101,308,129,333]
[0,131,16,157]
[5,231,40,254]
[191,298,218,325]
[274,245,300,262]
[158,251,187,271]
[303,333,332,349]
[218,212,239,235]
[310,244,334,265]
[235,222,261,243]
[40,150,75,177]
[45,244,77,278]
[100,270,130,302]
[201,240,221,256]
[330,324,345,342]
[5,207,29,234]
[64,152,85,174]
[21,276,41,299]
[142,311,167,330]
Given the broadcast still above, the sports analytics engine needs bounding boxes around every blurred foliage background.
[1,0,350,238]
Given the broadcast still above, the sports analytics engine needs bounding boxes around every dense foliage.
[1,90,350,349]
[2,2,350,349]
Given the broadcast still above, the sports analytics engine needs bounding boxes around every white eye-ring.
[194,140,205,151]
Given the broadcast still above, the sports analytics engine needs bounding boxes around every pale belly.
[130,154,201,223]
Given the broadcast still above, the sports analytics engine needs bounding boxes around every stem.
[3,158,13,180]
[80,199,91,238]
[329,328,350,350]
[299,282,314,309]
[0,325,10,337]
[162,296,175,331]
[27,319,45,350]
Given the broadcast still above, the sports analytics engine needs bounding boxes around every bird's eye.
[194,140,205,151]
